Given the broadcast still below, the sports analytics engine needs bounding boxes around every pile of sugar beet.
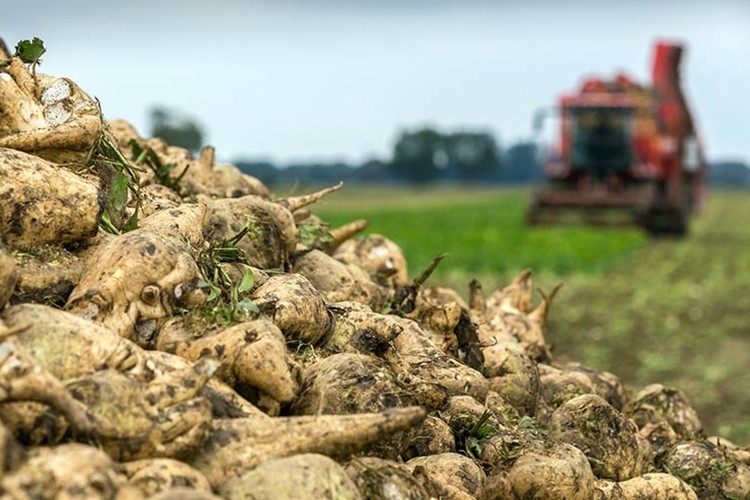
[1,44,750,500]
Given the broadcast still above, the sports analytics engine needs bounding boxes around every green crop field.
[314,187,648,289]
[311,185,750,444]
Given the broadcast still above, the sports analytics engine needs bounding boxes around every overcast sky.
[3,0,749,164]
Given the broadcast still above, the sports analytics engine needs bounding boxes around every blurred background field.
[314,186,647,288]
[313,186,750,444]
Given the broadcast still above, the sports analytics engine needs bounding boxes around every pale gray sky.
[3,0,749,163]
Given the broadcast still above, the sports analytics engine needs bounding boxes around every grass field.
[314,187,647,290]
[310,185,750,445]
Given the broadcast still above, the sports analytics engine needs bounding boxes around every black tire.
[643,206,688,237]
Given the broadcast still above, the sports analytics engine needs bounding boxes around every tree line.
[233,128,546,187]
[147,106,544,186]
[146,106,748,188]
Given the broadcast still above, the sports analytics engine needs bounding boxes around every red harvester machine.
[528,41,706,236]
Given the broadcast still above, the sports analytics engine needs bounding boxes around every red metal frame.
[537,41,706,220]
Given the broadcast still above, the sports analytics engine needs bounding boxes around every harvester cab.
[528,41,706,236]
[569,106,633,180]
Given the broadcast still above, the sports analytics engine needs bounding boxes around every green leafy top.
[92,133,141,234]
[188,226,260,325]
[15,37,46,65]
[128,139,187,193]
[297,221,333,249]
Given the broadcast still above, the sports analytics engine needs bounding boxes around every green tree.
[149,106,205,153]
[389,127,501,183]
[389,128,448,184]
[446,131,501,180]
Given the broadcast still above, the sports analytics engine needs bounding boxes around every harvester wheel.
[643,206,688,237]
[527,196,549,226]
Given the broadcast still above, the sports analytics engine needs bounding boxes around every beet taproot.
[291,352,412,416]
[345,456,430,500]
[0,443,126,499]
[660,440,750,499]
[157,318,299,405]
[142,349,268,420]
[3,303,149,380]
[322,302,401,357]
[707,435,750,466]
[548,394,652,481]
[562,362,629,411]
[625,383,703,439]
[0,148,104,250]
[0,419,25,479]
[64,357,218,461]
[202,196,296,270]
[0,324,98,438]
[400,415,457,460]
[201,184,340,271]
[483,340,540,417]
[191,406,426,487]
[410,301,463,358]
[123,458,213,498]
[221,453,361,500]
[503,442,596,500]
[536,363,596,423]
[485,269,535,316]
[251,273,332,345]
[326,218,368,253]
[385,316,489,402]
[0,242,17,309]
[332,233,409,287]
[65,229,203,342]
[139,202,208,247]
[0,57,102,162]
[406,452,486,499]
[293,249,389,311]
[9,246,83,307]
[439,395,507,453]
[614,473,698,499]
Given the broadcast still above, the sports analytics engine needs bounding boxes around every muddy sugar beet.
[1,43,748,500]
